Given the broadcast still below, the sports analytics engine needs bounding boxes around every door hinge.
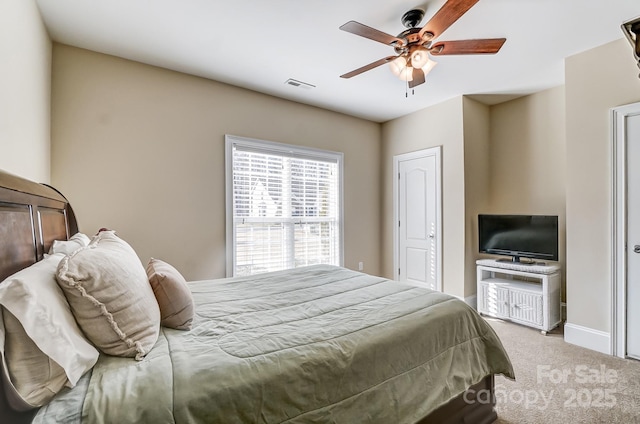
[398,173,401,180]
[398,268,401,275]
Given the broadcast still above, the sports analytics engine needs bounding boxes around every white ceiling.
[35,0,640,123]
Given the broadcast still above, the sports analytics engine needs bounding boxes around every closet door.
[394,147,442,291]
[626,111,640,360]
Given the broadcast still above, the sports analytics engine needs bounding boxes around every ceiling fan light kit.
[410,47,429,68]
[339,0,506,90]
[389,54,437,84]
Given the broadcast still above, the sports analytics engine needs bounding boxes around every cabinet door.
[480,283,509,318]
[509,290,543,326]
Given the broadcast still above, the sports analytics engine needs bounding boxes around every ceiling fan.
[339,0,506,88]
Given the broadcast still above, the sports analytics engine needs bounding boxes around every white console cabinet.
[476,259,561,334]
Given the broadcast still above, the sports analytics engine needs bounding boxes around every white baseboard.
[464,294,477,310]
[453,294,477,309]
[564,322,611,355]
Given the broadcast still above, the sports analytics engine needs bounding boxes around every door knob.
[428,233,435,239]
[634,245,640,253]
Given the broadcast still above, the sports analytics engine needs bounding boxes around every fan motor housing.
[394,28,431,54]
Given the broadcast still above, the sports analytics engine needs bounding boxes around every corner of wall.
[0,0,52,183]
[462,98,491,297]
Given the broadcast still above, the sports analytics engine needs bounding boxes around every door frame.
[393,146,442,290]
[612,101,640,358]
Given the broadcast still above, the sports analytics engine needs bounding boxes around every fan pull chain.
[404,80,416,98]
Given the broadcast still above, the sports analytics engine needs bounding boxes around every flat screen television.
[478,214,559,263]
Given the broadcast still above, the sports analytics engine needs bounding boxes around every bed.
[0,168,514,424]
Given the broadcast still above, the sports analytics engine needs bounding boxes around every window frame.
[225,134,344,277]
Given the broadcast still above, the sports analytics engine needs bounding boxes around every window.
[225,135,343,277]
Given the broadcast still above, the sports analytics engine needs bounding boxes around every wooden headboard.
[0,170,77,282]
[0,169,77,423]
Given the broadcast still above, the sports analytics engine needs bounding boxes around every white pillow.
[48,232,91,256]
[1,309,67,410]
[0,253,99,410]
[56,231,160,360]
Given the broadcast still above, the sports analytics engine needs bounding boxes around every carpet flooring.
[489,319,640,423]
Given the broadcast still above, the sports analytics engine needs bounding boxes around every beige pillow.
[0,253,99,410]
[146,258,194,330]
[56,231,160,360]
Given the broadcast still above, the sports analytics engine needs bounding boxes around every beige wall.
[565,38,640,334]
[51,44,381,281]
[381,97,467,298]
[462,97,491,297]
[0,0,51,182]
[487,87,567,299]
[381,91,567,302]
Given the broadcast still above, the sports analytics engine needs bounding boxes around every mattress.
[34,265,514,423]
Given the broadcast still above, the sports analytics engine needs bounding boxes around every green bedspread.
[34,265,514,424]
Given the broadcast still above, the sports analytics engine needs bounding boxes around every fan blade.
[430,38,506,55]
[419,0,479,39]
[340,21,404,46]
[408,68,426,88]
[340,56,397,79]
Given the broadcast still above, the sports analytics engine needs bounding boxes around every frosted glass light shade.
[399,66,414,81]
[410,48,429,69]
[389,56,407,76]
[421,58,438,75]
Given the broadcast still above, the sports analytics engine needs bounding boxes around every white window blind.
[225,136,343,277]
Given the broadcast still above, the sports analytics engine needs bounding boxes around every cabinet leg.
[541,330,547,336]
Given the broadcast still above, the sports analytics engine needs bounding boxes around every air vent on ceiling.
[285,79,315,90]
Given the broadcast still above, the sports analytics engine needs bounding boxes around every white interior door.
[394,148,441,290]
[626,111,640,360]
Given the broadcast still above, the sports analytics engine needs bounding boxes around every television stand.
[476,259,561,335]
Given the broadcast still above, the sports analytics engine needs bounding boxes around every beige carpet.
[488,319,640,423]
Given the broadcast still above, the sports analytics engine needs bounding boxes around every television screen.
[478,214,558,262]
